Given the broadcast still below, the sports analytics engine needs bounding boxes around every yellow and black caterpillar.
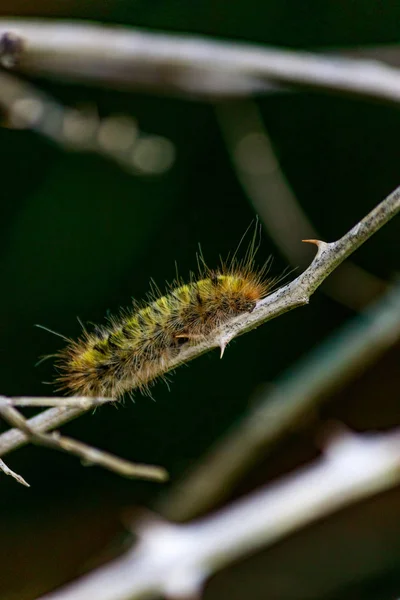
[55,249,273,399]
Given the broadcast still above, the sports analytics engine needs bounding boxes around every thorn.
[302,238,323,246]
[302,239,330,257]
[218,335,232,358]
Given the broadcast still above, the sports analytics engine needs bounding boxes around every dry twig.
[0,457,29,487]
[0,404,167,482]
[0,395,113,408]
[0,183,399,461]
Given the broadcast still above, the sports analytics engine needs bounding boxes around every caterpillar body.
[54,247,274,399]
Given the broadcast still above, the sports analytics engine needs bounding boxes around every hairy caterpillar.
[53,235,276,399]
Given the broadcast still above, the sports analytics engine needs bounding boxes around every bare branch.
[36,427,400,600]
[160,279,400,520]
[0,405,88,456]
[0,406,167,482]
[0,183,398,460]
[0,395,114,408]
[0,457,29,487]
[1,20,400,105]
[216,99,386,309]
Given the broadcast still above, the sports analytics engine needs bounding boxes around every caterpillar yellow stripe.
[55,255,273,398]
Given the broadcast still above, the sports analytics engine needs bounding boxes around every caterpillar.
[53,235,276,399]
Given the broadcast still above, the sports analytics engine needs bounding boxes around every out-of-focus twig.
[160,280,400,520]
[37,427,400,600]
[0,68,175,175]
[2,20,400,106]
[0,183,399,462]
[216,100,386,309]
[0,405,167,482]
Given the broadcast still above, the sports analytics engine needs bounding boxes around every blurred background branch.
[160,279,400,521]
[216,99,386,309]
[37,427,400,600]
[0,67,174,175]
[2,20,400,106]
[1,9,400,600]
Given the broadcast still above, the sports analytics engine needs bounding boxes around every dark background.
[0,2,399,599]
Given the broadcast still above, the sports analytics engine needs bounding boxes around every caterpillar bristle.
[50,233,279,400]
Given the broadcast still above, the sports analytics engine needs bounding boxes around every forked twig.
[0,405,167,482]
[0,184,399,461]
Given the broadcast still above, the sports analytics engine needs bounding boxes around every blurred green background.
[0,2,400,599]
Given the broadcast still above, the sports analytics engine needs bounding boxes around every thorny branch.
[37,427,400,600]
[0,183,399,462]
[3,20,400,105]
[0,19,398,597]
[216,99,386,309]
[160,280,400,520]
